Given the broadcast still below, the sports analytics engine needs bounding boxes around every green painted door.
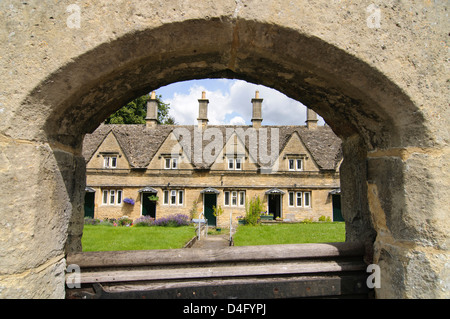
[84,192,95,218]
[332,195,344,222]
[204,194,217,226]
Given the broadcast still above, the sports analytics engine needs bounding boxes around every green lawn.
[233,222,346,246]
[82,225,196,251]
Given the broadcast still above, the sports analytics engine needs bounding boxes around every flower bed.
[84,214,191,227]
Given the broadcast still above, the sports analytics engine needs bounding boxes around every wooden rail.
[66,242,371,299]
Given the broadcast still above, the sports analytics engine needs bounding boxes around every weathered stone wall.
[0,0,448,298]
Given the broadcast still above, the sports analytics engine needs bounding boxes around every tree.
[105,93,176,125]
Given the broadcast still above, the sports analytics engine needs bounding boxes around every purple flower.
[123,198,135,205]
[154,214,190,227]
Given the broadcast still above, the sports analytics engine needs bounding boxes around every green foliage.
[233,223,346,246]
[117,216,133,226]
[245,196,264,226]
[212,205,224,218]
[148,195,159,202]
[189,199,200,220]
[105,93,176,125]
[82,225,196,251]
[318,215,332,222]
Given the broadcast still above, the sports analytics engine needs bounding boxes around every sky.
[155,79,325,126]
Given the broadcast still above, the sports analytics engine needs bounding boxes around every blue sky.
[156,79,325,126]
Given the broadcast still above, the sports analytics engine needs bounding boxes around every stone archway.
[0,0,448,298]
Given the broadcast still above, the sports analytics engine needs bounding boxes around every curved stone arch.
[1,1,448,299]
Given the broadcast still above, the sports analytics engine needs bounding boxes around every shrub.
[84,217,101,225]
[245,196,264,226]
[117,216,133,226]
[133,215,155,227]
[318,215,332,222]
[154,214,190,227]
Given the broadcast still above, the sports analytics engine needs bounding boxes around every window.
[227,157,243,170]
[228,158,234,170]
[289,192,294,206]
[163,189,184,206]
[171,190,177,205]
[288,158,303,171]
[102,190,108,205]
[231,191,238,206]
[288,191,311,208]
[164,157,178,169]
[163,190,169,204]
[102,189,122,205]
[103,156,117,168]
[235,158,242,170]
[289,159,295,171]
[224,191,230,206]
[178,190,184,205]
[304,192,311,208]
[110,190,115,205]
[296,192,302,206]
[224,191,245,207]
[239,191,245,206]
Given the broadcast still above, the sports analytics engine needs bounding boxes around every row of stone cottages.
[82,91,343,228]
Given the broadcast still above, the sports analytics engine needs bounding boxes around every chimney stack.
[306,108,318,130]
[197,91,209,129]
[146,91,158,128]
[251,91,263,129]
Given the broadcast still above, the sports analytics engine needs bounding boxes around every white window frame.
[102,190,108,205]
[224,191,230,206]
[303,191,311,208]
[163,190,169,205]
[288,159,295,171]
[238,191,245,207]
[288,158,303,171]
[227,157,243,170]
[231,191,238,206]
[103,156,117,169]
[102,189,122,205]
[235,158,242,170]
[178,190,184,205]
[163,189,184,206]
[164,157,178,170]
[296,192,302,207]
[288,191,311,208]
[224,190,245,207]
[288,192,295,207]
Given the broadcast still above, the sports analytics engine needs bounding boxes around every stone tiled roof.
[83,124,342,170]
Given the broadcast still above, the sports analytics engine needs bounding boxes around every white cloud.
[161,79,324,126]
[229,116,246,126]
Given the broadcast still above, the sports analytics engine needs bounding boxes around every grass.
[82,225,196,252]
[233,222,346,246]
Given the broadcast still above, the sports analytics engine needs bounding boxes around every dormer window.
[288,158,303,171]
[164,157,178,170]
[103,156,117,168]
[227,157,243,170]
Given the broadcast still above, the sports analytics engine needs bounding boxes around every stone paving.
[190,234,232,249]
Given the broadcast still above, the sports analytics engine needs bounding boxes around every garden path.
[190,233,231,249]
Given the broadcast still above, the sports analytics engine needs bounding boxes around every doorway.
[332,194,344,222]
[141,193,157,218]
[203,193,217,226]
[268,194,282,219]
[84,191,95,218]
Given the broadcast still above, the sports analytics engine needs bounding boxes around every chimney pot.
[306,108,318,130]
[251,91,263,129]
[197,92,209,129]
[146,91,158,128]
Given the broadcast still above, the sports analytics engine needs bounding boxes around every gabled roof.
[82,124,342,171]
